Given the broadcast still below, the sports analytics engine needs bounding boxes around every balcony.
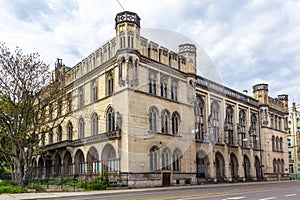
[72,130,121,147]
[43,131,121,150]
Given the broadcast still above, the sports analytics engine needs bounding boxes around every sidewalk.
[0,180,296,200]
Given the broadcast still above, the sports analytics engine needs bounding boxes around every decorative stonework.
[115,11,141,28]
[253,84,269,92]
[178,43,196,53]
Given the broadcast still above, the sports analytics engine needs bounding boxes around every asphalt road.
[3,180,300,200]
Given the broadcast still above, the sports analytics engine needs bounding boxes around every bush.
[77,176,108,190]
[28,182,45,192]
[0,185,27,194]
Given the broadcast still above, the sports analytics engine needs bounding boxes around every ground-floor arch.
[74,149,85,174]
[63,151,72,175]
[101,144,117,172]
[244,155,251,180]
[230,153,238,181]
[87,146,100,175]
[255,156,262,180]
[196,150,209,179]
[215,152,225,181]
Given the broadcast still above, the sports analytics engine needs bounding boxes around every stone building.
[33,11,289,187]
[288,102,300,179]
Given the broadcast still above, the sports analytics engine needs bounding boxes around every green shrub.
[77,176,107,190]
[0,185,27,194]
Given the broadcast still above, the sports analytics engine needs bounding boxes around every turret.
[115,11,141,50]
[253,83,269,105]
[278,94,289,112]
[178,43,197,74]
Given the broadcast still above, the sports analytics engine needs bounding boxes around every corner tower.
[178,43,197,74]
[253,83,269,105]
[115,11,141,50]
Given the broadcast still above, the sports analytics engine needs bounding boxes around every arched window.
[251,113,258,148]
[171,80,178,101]
[225,106,234,124]
[272,135,275,151]
[78,117,85,139]
[91,79,98,102]
[251,114,257,131]
[172,112,180,135]
[150,146,159,171]
[276,136,279,151]
[149,106,158,132]
[107,107,115,132]
[239,110,246,146]
[273,158,277,173]
[148,72,157,95]
[161,109,170,134]
[281,159,284,174]
[279,137,283,151]
[107,71,114,95]
[91,112,99,136]
[162,148,170,170]
[195,97,205,141]
[67,121,73,141]
[173,149,181,171]
[48,128,53,144]
[225,106,234,145]
[210,101,220,142]
[57,125,62,142]
[194,97,204,116]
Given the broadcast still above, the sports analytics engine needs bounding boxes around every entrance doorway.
[162,172,171,186]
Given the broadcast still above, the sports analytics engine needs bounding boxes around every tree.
[0,42,68,186]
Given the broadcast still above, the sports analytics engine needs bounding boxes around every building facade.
[288,102,300,179]
[33,11,289,187]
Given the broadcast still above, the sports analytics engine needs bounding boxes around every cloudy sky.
[1,0,300,106]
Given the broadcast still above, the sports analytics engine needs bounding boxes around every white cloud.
[0,0,300,104]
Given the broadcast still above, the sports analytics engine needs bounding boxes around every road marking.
[222,197,245,200]
[259,197,276,200]
[285,194,296,197]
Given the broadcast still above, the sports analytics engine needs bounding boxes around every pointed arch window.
[107,71,114,95]
[162,148,170,170]
[149,106,158,132]
[91,112,99,136]
[67,121,73,141]
[48,128,53,144]
[210,101,220,143]
[171,80,178,101]
[195,97,205,141]
[57,125,62,142]
[173,149,181,171]
[239,110,246,146]
[78,117,85,139]
[150,146,159,171]
[161,109,170,134]
[91,79,98,102]
[107,107,115,132]
[148,72,157,95]
[272,135,275,151]
[172,112,180,135]
[225,106,234,145]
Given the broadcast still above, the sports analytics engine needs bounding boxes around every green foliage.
[28,182,45,192]
[0,180,27,194]
[77,176,108,190]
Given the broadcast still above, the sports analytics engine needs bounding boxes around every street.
[21,180,299,200]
